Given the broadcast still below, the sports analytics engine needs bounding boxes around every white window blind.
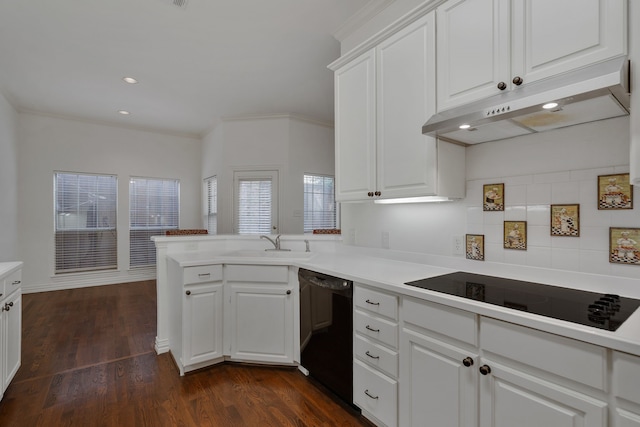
[54,172,118,274]
[204,176,217,235]
[129,177,180,268]
[304,174,337,233]
[234,171,278,235]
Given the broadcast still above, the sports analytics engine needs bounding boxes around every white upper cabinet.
[436,0,627,111]
[334,12,465,202]
[436,0,509,111]
[377,14,440,199]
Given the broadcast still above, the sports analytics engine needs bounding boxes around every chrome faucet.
[260,234,290,251]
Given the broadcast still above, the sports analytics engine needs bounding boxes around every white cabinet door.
[354,359,398,427]
[229,283,294,364]
[335,49,376,202]
[436,0,626,111]
[616,409,640,427]
[183,283,224,367]
[436,0,509,111]
[613,351,640,427]
[0,298,4,399]
[3,291,21,390]
[479,360,607,427]
[377,13,439,199]
[400,328,478,427]
[511,0,626,85]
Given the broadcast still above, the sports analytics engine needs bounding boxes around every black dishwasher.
[298,268,353,406]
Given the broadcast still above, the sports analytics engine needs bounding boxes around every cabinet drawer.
[613,351,640,405]
[403,297,476,346]
[183,265,223,285]
[4,269,22,297]
[354,359,397,427]
[480,317,606,391]
[355,286,398,320]
[226,265,288,283]
[355,309,398,349]
[355,334,398,378]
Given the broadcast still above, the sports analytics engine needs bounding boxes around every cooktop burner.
[405,272,640,332]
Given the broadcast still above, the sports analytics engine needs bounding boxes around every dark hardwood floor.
[0,280,370,426]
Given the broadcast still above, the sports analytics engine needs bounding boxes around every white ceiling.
[0,0,371,137]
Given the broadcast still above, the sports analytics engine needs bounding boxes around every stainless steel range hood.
[423,57,630,145]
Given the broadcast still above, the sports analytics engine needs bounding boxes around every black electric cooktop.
[405,272,640,332]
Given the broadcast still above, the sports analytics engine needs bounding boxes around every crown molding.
[329,0,444,71]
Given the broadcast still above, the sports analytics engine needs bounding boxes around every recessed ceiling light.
[542,102,559,110]
[459,124,471,130]
[122,77,138,84]
[117,110,131,115]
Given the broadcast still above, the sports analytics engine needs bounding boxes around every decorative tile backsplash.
[465,166,639,279]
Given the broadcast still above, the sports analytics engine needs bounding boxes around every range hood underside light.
[440,93,628,145]
[373,196,458,204]
[423,57,630,145]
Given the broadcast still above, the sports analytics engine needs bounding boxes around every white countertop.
[0,262,22,278]
[168,249,640,357]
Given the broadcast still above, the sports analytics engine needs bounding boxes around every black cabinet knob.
[479,365,492,375]
[286,290,292,295]
[512,76,523,86]
[462,357,474,367]
[374,191,381,196]
[367,192,374,197]
[185,290,191,296]
[497,81,507,90]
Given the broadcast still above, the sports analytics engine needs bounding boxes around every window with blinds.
[129,177,180,268]
[234,170,278,235]
[304,174,337,233]
[54,172,118,274]
[204,176,217,235]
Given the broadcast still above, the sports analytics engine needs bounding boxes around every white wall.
[17,112,202,292]
[0,93,19,261]
[201,115,335,235]
[342,117,640,281]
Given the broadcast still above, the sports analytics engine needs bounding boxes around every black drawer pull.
[365,351,379,360]
[364,389,379,400]
[198,273,211,277]
[365,299,380,306]
[365,325,380,333]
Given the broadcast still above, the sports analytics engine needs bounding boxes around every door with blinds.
[233,170,279,235]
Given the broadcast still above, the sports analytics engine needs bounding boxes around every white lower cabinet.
[478,361,606,427]
[169,262,224,375]
[1,264,22,402]
[613,351,640,427]
[2,291,21,392]
[167,261,295,375]
[354,359,397,427]
[226,264,294,364]
[400,297,478,427]
[400,328,477,427]
[182,283,224,369]
[353,284,399,427]
[228,283,294,364]
[399,296,608,427]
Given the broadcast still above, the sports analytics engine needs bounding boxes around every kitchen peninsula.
[154,234,640,427]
